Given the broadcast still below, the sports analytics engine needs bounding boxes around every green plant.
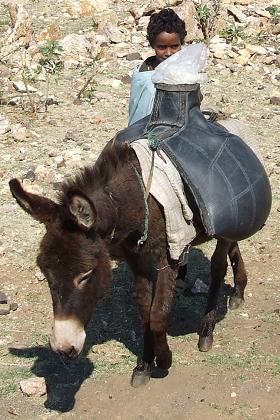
[73,51,102,104]
[221,23,244,42]
[38,40,63,111]
[267,5,280,24]
[196,1,221,43]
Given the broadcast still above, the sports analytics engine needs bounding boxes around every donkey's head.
[9,179,113,359]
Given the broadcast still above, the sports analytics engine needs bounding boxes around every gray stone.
[0,308,10,316]
[24,170,36,182]
[0,291,8,304]
[9,302,18,311]
[270,96,280,106]
[13,81,38,93]
[126,52,141,61]
[64,130,81,142]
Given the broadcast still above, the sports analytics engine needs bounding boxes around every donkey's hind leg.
[228,242,247,310]
[198,238,231,352]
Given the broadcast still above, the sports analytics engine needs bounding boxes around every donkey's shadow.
[9,247,232,412]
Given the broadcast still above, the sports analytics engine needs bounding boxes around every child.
[128,8,187,125]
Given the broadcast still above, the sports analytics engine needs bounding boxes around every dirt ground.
[0,1,280,419]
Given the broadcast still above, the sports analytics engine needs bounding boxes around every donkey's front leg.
[198,239,231,352]
[126,253,155,387]
[150,264,177,371]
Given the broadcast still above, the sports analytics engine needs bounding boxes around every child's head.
[147,8,187,64]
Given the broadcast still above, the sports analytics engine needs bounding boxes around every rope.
[130,133,159,246]
[132,166,149,247]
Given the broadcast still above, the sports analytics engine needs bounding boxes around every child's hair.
[147,8,187,47]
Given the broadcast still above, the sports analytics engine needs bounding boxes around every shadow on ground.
[9,247,234,412]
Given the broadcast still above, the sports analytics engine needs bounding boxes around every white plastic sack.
[152,43,208,85]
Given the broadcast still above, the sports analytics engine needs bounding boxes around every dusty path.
[0,1,280,418]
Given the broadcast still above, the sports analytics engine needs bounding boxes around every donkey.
[9,142,247,387]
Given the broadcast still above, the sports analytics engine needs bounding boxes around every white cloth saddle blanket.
[131,139,197,260]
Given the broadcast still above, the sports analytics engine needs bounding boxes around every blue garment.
[128,65,155,126]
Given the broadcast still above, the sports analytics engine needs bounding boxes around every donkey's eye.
[74,270,93,290]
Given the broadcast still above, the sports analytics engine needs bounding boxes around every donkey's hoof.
[229,296,244,310]
[130,362,151,388]
[198,335,213,352]
[156,350,172,370]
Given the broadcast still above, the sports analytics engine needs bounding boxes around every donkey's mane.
[59,142,133,203]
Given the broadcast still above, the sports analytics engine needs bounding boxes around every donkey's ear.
[67,193,96,230]
[9,178,59,224]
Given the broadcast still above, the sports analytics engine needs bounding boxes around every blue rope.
[132,166,149,246]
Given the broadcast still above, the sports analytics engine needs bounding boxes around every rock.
[0,114,10,135]
[104,24,130,44]
[34,165,50,181]
[64,130,81,142]
[45,96,59,106]
[20,377,47,397]
[137,16,150,30]
[64,0,108,16]
[54,155,65,168]
[272,23,280,35]
[1,2,33,46]
[227,5,247,23]
[9,302,18,311]
[220,68,231,76]
[255,8,271,19]
[213,51,227,60]
[96,10,118,32]
[226,63,240,73]
[0,308,10,316]
[131,34,145,44]
[34,269,45,281]
[246,44,267,56]
[235,49,252,65]
[262,55,276,65]
[36,24,60,42]
[126,52,141,61]
[60,33,101,68]
[129,5,146,22]
[13,81,38,93]
[10,123,29,142]
[8,97,22,106]
[121,74,131,84]
[111,79,122,89]
[234,0,251,5]
[0,64,11,78]
[23,169,36,182]
[270,97,280,106]
[275,56,280,69]
[176,2,204,42]
[0,291,8,304]
[89,116,106,124]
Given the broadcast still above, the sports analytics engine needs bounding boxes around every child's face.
[153,32,182,64]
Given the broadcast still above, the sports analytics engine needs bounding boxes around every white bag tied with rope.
[152,43,208,85]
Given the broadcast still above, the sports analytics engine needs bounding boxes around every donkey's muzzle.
[49,317,86,358]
